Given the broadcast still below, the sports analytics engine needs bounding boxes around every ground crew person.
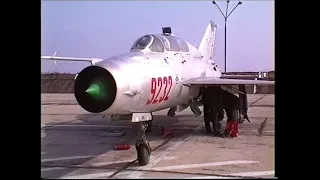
[201,86,224,136]
[221,90,240,138]
[217,109,225,122]
[168,86,242,138]
[222,85,249,137]
[200,86,212,134]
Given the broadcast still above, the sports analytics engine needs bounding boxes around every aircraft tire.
[136,144,150,166]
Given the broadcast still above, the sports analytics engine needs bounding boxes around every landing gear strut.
[146,120,153,133]
[133,122,151,166]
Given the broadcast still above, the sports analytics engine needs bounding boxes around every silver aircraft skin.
[41,21,274,166]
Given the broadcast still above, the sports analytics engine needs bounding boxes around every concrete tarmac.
[41,94,275,179]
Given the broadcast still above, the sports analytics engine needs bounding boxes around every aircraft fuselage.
[75,42,221,115]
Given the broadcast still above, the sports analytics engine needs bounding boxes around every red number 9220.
[146,76,173,105]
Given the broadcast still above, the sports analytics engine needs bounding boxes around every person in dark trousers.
[221,90,240,138]
[222,85,249,137]
[238,85,249,123]
[200,86,212,134]
[201,86,224,136]
[217,109,225,124]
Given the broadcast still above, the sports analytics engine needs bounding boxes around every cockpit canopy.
[131,34,189,53]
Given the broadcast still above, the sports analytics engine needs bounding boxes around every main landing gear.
[131,113,153,166]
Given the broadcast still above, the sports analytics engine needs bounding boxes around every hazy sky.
[41,0,274,73]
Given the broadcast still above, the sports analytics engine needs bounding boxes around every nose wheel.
[133,122,151,166]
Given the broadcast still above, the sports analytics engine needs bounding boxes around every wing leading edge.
[41,56,103,65]
[183,77,274,87]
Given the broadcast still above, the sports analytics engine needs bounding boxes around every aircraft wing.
[221,74,261,79]
[183,77,274,87]
[41,56,103,65]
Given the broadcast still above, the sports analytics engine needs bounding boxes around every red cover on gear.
[113,144,131,150]
[161,126,173,138]
[226,121,239,137]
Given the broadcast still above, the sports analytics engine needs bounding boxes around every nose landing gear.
[134,122,151,165]
[131,113,153,166]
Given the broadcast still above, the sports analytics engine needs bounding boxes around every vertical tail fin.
[198,21,217,60]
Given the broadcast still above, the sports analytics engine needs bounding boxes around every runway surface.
[41,94,275,179]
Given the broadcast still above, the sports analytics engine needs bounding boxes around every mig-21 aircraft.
[41,21,274,166]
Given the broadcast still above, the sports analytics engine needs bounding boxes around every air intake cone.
[86,83,100,96]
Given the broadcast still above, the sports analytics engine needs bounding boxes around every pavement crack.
[257,118,268,136]
[249,94,268,107]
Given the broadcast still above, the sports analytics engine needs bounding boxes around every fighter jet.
[41,21,274,166]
